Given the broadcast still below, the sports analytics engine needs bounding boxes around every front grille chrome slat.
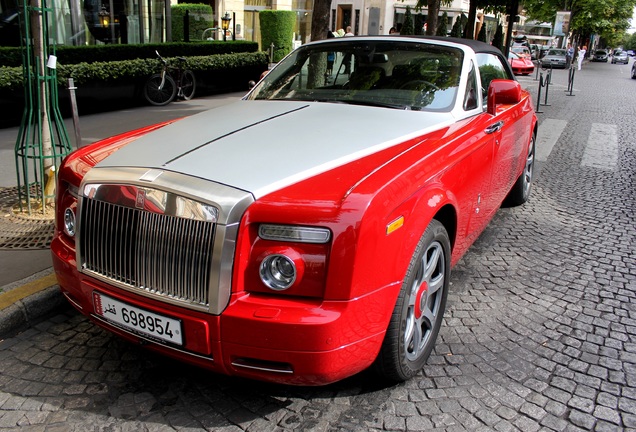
[79,191,216,308]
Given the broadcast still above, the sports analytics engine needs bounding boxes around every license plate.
[93,292,183,346]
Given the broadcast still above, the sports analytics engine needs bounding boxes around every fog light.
[64,208,76,237]
[260,254,296,290]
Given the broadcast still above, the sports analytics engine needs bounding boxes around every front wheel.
[144,74,176,106]
[504,132,535,207]
[178,70,196,100]
[373,220,451,382]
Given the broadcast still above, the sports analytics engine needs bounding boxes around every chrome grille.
[79,197,215,306]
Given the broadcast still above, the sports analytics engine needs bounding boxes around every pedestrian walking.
[566,43,574,68]
[577,45,586,71]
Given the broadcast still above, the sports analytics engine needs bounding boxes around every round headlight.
[63,208,76,237]
[260,254,297,291]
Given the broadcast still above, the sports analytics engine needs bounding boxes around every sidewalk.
[0,91,247,338]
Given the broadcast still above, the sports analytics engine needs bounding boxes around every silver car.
[540,48,568,69]
[611,50,629,64]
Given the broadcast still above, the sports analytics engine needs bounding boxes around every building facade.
[1,0,506,48]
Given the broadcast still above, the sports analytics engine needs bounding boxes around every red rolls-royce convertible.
[51,36,537,386]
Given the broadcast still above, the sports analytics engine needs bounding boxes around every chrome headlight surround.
[63,208,76,237]
[259,254,297,291]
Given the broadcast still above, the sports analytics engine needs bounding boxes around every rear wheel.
[373,219,450,382]
[504,132,535,206]
[144,74,176,106]
[178,70,196,100]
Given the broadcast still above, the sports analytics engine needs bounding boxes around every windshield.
[246,41,464,112]
[548,49,565,56]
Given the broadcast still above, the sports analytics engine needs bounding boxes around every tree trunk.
[426,0,439,36]
[311,0,331,42]
[464,0,477,39]
[31,0,53,174]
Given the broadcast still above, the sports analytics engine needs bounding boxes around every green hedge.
[0,41,259,68]
[172,4,214,42]
[0,52,268,90]
[259,10,295,62]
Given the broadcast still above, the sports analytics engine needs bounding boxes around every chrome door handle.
[485,121,504,134]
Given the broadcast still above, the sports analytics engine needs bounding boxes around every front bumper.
[52,236,396,386]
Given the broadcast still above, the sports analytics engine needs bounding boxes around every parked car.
[508,51,535,75]
[632,60,636,78]
[611,50,629,64]
[592,49,609,62]
[511,45,531,59]
[540,48,568,69]
[51,36,538,386]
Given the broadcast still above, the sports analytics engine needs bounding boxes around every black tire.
[373,219,450,382]
[504,132,536,207]
[144,74,176,106]
[178,70,196,100]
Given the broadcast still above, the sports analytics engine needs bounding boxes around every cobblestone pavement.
[0,62,634,431]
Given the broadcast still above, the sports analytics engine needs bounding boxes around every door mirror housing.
[487,79,522,115]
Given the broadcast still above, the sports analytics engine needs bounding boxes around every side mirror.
[487,79,522,116]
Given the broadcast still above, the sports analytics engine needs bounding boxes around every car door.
[476,52,529,211]
[453,61,498,249]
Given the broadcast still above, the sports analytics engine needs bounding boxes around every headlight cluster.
[63,208,76,237]
[260,254,297,290]
[57,182,79,240]
[254,224,331,294]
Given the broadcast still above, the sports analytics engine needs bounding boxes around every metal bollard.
[566,66,576,96]
[68,78,82,148]
[543,67,552,107]
[536,73,544,114]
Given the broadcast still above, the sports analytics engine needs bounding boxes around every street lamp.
[221,12,231,42]
[99,5,109,28]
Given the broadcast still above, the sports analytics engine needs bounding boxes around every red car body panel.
[51,40,537,386]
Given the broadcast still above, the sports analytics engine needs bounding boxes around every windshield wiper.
[311,98,412,110]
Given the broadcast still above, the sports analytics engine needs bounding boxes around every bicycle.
[144,51,197,106]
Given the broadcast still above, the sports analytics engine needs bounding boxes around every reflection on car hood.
[98,100,454,198]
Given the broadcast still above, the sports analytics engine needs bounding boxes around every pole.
[68,78,82,147]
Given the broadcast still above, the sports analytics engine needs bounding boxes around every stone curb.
[0,270,67,338]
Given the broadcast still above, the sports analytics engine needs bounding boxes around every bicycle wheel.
[179,70,196,100]
[144,73,176,106]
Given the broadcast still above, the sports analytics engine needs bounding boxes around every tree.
[623,32,636,51]
[310,0,331,42]
[450,15,464,38]
[414,14,425,35]
[523,0,636,48]
[402,6,415,35]
[477,22,487,42]
[425,0,440,36]
[464,0,507,40]
[436,11,449,36]
[492,23,504,51]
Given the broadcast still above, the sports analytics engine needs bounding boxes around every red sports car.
[508,51,535,75]
[52,36,537,386]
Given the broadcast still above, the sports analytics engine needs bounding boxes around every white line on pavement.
[536,119,567,162]
[581,123,618,170]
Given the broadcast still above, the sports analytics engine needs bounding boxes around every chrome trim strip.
[231,360,294,374]
[77,167,254,315]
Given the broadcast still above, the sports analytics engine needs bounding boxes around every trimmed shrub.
[0,52,268,89]
[401,7,414,36]
[172,3,214,42]
[436,12,449,37]
[0,41,259,68]
[259,10,295,62]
